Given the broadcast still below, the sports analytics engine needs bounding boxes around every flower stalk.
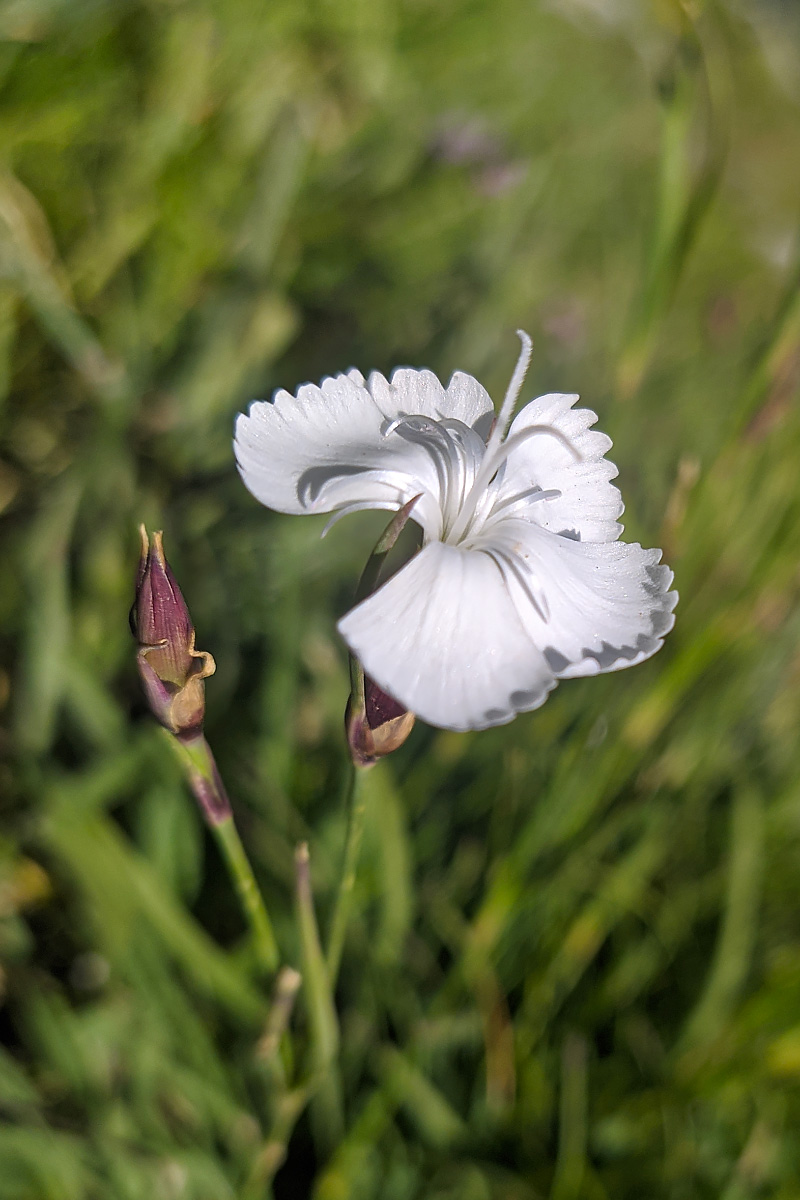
[344,495,418,767]
[330,502,418,980]
[214,800,280,973]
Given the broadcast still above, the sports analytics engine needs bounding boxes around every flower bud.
[346,663,415,768]
[131,526,215,738]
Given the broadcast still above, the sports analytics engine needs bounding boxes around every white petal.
[477,517,677,678]
[234,372,444,533]
[496,393,624,543]
[338,541,556,732]
[366,368,494,432]
[444,370,496,435]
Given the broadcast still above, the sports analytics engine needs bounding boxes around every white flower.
[235,333,677,731]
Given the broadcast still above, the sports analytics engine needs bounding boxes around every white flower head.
[235,332,677,732]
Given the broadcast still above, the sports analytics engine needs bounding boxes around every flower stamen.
[449,420,579,545]
[488,486,562,521]
[321,500,402,538]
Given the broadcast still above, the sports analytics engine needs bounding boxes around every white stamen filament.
[493,422,581,464]
[382,416,409,438]
[488,486,562,520]
[321,499,401,538]
[448,415,580,546]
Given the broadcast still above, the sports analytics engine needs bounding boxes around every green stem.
[257,965,302,1074]
[550,1032,588,1200]
[214,815,280,973]
[295,842,343,1148]
[326,762,371,985]
[295,843,339,1067]
[242,1081,312,1199]
[166,730,280,974]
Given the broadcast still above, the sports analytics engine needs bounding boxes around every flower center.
[379,335,580,546]
[385,414,573,545]
[384,414,487,541]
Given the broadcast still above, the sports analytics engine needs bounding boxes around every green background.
[2,0,800,1195]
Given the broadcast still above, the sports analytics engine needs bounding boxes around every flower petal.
[338,541,556,731]
[366,368,494,432]
[496,394,624,543]
[234,372,445,532]
[477,517,677,677]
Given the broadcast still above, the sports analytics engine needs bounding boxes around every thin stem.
[352,494,422,606]
[257,966,302,1070]
[243,851,344,1197]
[295,843,343,1148]
[214,816,280,974]
[167,730,280,974]
[551,1031,588,1200]
[326,762,371,986]
[295,843,339,1068]
[242,1081,313,1199]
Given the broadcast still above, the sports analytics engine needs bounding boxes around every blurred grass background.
[2,0,800,1195]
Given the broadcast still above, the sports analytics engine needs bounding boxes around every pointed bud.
[131,527,215,738]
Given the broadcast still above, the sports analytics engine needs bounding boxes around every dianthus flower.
[235,334,677,731]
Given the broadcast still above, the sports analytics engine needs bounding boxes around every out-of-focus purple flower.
[431,115,502,166]
[430,113,527,197]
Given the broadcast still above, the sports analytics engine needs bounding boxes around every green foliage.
[2,0,800,1195]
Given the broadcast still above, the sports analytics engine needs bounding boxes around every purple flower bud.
[346,667,415,768]
[132,527,215,738]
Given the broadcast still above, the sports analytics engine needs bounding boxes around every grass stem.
[326,763,371,985]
